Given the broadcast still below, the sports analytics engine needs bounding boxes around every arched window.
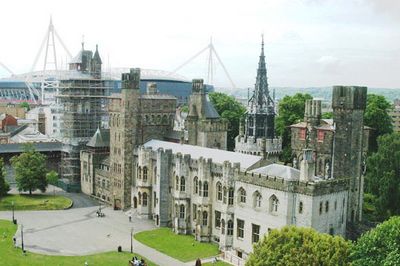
[202,211,208,226]
[138,192,142,205]
[180,176,185,192]
[199,181,202,195]
[179,204,185,219]
[228,187,234,205]
[154,192,157,208]
[142,192,148,207]
[269,195,279,213]
[299,201,303,214]
[102,179,105,189]
[203,181,209,197]
[253,191,262,208]
[194,176,198,194]
[238,187,246,203]
[227,220,233,235]
[143,167,148,182]
[175,176,179,191]
[138,167,142,179]
[221,219,225,234]
[223,187,227,204]
[216,182,222,201]
[153,167,157,184]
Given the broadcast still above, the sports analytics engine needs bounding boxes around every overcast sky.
[0,0,399,89]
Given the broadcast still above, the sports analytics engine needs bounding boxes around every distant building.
[389,99,400,133]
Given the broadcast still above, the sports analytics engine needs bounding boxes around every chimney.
[300,149,315,182]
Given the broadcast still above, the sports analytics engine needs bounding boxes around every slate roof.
[87,128,110,148]
[250,164,301,180]
[202,95,220,119]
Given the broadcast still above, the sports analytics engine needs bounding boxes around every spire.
[81,35,85,50]
[253,34,269,109]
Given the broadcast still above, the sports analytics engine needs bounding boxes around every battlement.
[304,99,321,125]
[332,86,367,110]
[121,68,141,90]
[192,79,204,93]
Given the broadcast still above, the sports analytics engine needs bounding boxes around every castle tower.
[91,44,102,79]
[304,99,321,127]
[234,37,281,158]
[332,86,367,223]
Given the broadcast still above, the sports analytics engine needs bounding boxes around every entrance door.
[133,197,137,209]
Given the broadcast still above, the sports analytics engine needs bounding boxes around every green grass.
[134,228,220,262]
[0,194,72,211]
[0,220,157,266]
[204,261,232,266]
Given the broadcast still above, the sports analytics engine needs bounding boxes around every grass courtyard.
[204,262,232,266]
[134,228,220,262]
[0,194,72,211]
[0,220,156,266]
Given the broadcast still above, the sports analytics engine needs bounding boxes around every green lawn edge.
[134,227,220,262]
[0,219,157,266]
[0,194,73,211]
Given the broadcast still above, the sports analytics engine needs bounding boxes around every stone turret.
[304,99,321,127]
[300,149,315,182]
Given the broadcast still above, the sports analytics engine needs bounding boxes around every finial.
[261,34,264,52]
[96,44,98,51]
[81,35,85,50]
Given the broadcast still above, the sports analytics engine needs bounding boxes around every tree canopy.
[365,133,400,220]
[246,226,351,266]
[0,158,10,197]
[351,216,400,266]
[10,144,48,194]
[209,92,246,151]
[364,94,393,152]
[275,93,312,163]
[19,101,30,111]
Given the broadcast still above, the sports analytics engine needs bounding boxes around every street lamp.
[130,227,133,253]
[21,224,24,253]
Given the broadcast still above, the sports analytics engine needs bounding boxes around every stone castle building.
[80,46,368,263]
[235,38,282,159]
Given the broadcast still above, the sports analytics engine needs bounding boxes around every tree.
[0,158,10,197]
[322,112,333,119]
[351,216,400,266]
[208,92,246,151]
[246,226,351,266]
[10,144,48,194]
[365,133,400,220]
[364,94,393,152]
[275,93,312,163]
[46,170,59,196]
[19,101,30,111]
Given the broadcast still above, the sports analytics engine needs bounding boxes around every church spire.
[254,35,269,110]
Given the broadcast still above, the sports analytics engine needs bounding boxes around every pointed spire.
[81,35,85,50]
[261,34,264,56]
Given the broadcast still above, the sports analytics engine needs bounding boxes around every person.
[195,258,202,266]
[129,213,132,222]
[13,237,16,248]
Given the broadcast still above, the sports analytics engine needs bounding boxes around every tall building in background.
[235,38,281,159]
[389,99,400,133]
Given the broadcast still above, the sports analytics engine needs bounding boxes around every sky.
[0,0,399,89]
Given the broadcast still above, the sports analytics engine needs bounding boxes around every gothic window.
[317,130,325,142]
[252,224,260,243]
[299,128,306,140]
[325,201,329,212]
[227,220,233,236]
[238,187,246,203]
[180,176,185,192]
[175,176,179,191]
[216,182,222,201]
[202,211,208,226]
[143,167,148,182]
[215,211,221,228]
[253,191,262,208]
[179,204,185,219]
[199,181,202,195]
[138,167,142,179]
[194,177,198,194]
[334,200,337,210]
[102,179,105,189]
[223,187,227,204]
[319,201,323,215]
[138,192,142,205]
[153,167,157,184]
[299,201,303,214]
[193,204,197,219]
[228,187,234,205]
[237,219,244,238]
[153,192,156,208]
[269,195,279,213]
[142,192,148,207]
[221,219,225,234]
[203,182,209,197]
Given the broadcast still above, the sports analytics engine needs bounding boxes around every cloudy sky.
[0,0,399,89]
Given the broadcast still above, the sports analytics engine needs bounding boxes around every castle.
[80,41,368,263]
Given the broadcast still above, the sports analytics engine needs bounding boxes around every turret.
[300,149,315,182]
[304,99,321,127]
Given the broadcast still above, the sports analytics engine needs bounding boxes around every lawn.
[0,220,157,266]
[134,228,220,262]
[0,194,72,211]
[204,261,232,266]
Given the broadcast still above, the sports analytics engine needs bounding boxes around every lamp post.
[130,227,133,253]
[21,224,24,253]
[12,201,15,223]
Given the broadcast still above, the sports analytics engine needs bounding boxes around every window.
[319,201,323,215]
[153,192,156,208]
[317,130,325,142]
[179,204,185,219]
[194,177,198,194]
[238,188,246,203]
[325,201,329,212]
[269,195,279,213]
[221,219,225,234]
[227,220,233,236]
[193,204,197,219]
[334,200,337,210]
[153,167,157,184]
[237,219,244,238]
[199,181,202,195]
[254,191,262,208]
[223,187,227,204]
[299,201,303,214]
[228,188,234,205]
[143,167,148,182]
[202,211,208,226]
[217,182,222,201]
[175,176,179,191]
[138,192,142,205]
[102,179,105,188]
[299,128,306,140]
[180,176,185,192]
[142,192,148,207]
[203,182,209,197]
[252,224,260,243]
[215,211,221,228]
[138,167,141,179]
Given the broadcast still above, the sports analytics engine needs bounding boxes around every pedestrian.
[129,213,132,222]
[13,237,16,248]
[195,258,202,266]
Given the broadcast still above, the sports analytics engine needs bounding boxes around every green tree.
[246,226,351,266]
[19,101,30,111]
[10,144,48,194]
[365,133,400,219]
[275,93,312,163]
[322,112,333,119]
[0,158,10,197]
[46,170,59,196]
[209,92,246,151]
[351,216,400,266]
[364,94,393,152]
